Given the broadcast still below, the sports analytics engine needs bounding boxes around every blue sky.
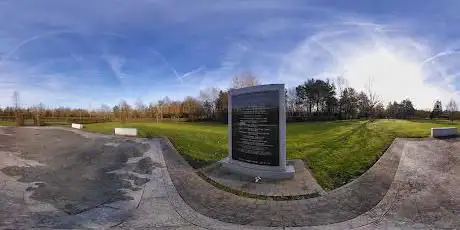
[0,0,459,110]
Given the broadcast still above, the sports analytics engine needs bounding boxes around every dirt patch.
[134,177,150,186]
[134,157,157,174]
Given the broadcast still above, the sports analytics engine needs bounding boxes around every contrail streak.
[0,30,126,68]
[420,49,460,67]
[97,35,182,81]
[148,48,179,78]
[100,31,127,39]
[0,30,75,67]
[148,48,205,83]
[178,66,205,83]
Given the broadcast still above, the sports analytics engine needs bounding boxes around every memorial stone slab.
[220,84,295,179]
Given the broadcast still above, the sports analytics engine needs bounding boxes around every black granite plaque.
[231,90,280,166]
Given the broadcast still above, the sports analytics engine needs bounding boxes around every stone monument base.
[220,157,295,180]
[204,159,322,197]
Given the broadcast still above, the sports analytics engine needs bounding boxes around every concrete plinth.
[114,128,138,136]
[203,159,322,196]
[431,127,457,137]
[71,123,83,129]
[220,157,295,179]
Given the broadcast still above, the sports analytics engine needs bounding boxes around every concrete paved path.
[0,127,459,229]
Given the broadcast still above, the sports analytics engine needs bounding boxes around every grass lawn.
[85,119,460,190]
[0,120,15,126]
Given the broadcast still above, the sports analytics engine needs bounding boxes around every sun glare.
[342,47,443,109]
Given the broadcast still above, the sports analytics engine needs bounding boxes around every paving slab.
[160,137,406,227]
[1,127,459,229]
[0,127,165,229]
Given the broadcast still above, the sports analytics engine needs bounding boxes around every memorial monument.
[220,84,295,179]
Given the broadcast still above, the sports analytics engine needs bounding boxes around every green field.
[0,121,14,126]
[83,119,460,189]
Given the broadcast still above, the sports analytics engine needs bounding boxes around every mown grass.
[0,120,15,126]
[85,121,228,168]
[82,119,460,189]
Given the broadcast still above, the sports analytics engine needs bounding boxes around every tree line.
[2,73,459,125]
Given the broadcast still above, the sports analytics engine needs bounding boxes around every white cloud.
[277,20,460,109]
[0,0,459,109]
[341,47,456,110]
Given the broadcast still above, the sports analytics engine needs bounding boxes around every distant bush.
[15,114,24,126]
[65,118,111,124]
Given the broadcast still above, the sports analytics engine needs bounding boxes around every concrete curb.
[160,136,405,228]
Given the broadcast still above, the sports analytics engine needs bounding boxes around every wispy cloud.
[148,48,179,79]
[0,0,459,109]
[274,17,460,109]
[102,54,128,79]
[421,49,460,66]
[0,30,75,67]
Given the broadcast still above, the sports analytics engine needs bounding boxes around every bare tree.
[12,91,24,126]
[446,99,458,122]
[36,102,45,126]
[156,96,171,121]
[334,76,347,119]
[199,87,219,104]
[199,87,219,118]
[135,98,144,109]
[335,76,347,98]
[152,103,161,122]
[231,72,260,89]
[365,77,381,118]
[135,98,146,119]
[119,99,129,123]
[286,87,297,117]
[100,104,111,120]
[12,91,20,110]
[182,96,202,121]
[89,103,92,119]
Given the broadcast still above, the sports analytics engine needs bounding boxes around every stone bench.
[71,123,84,129]
[114,128,138,136]
[431,127,457,137]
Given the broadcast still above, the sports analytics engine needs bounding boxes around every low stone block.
[220,157,295,179]
[431,127,457,137]
[114,128,138,136]
[71,123,83,129]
